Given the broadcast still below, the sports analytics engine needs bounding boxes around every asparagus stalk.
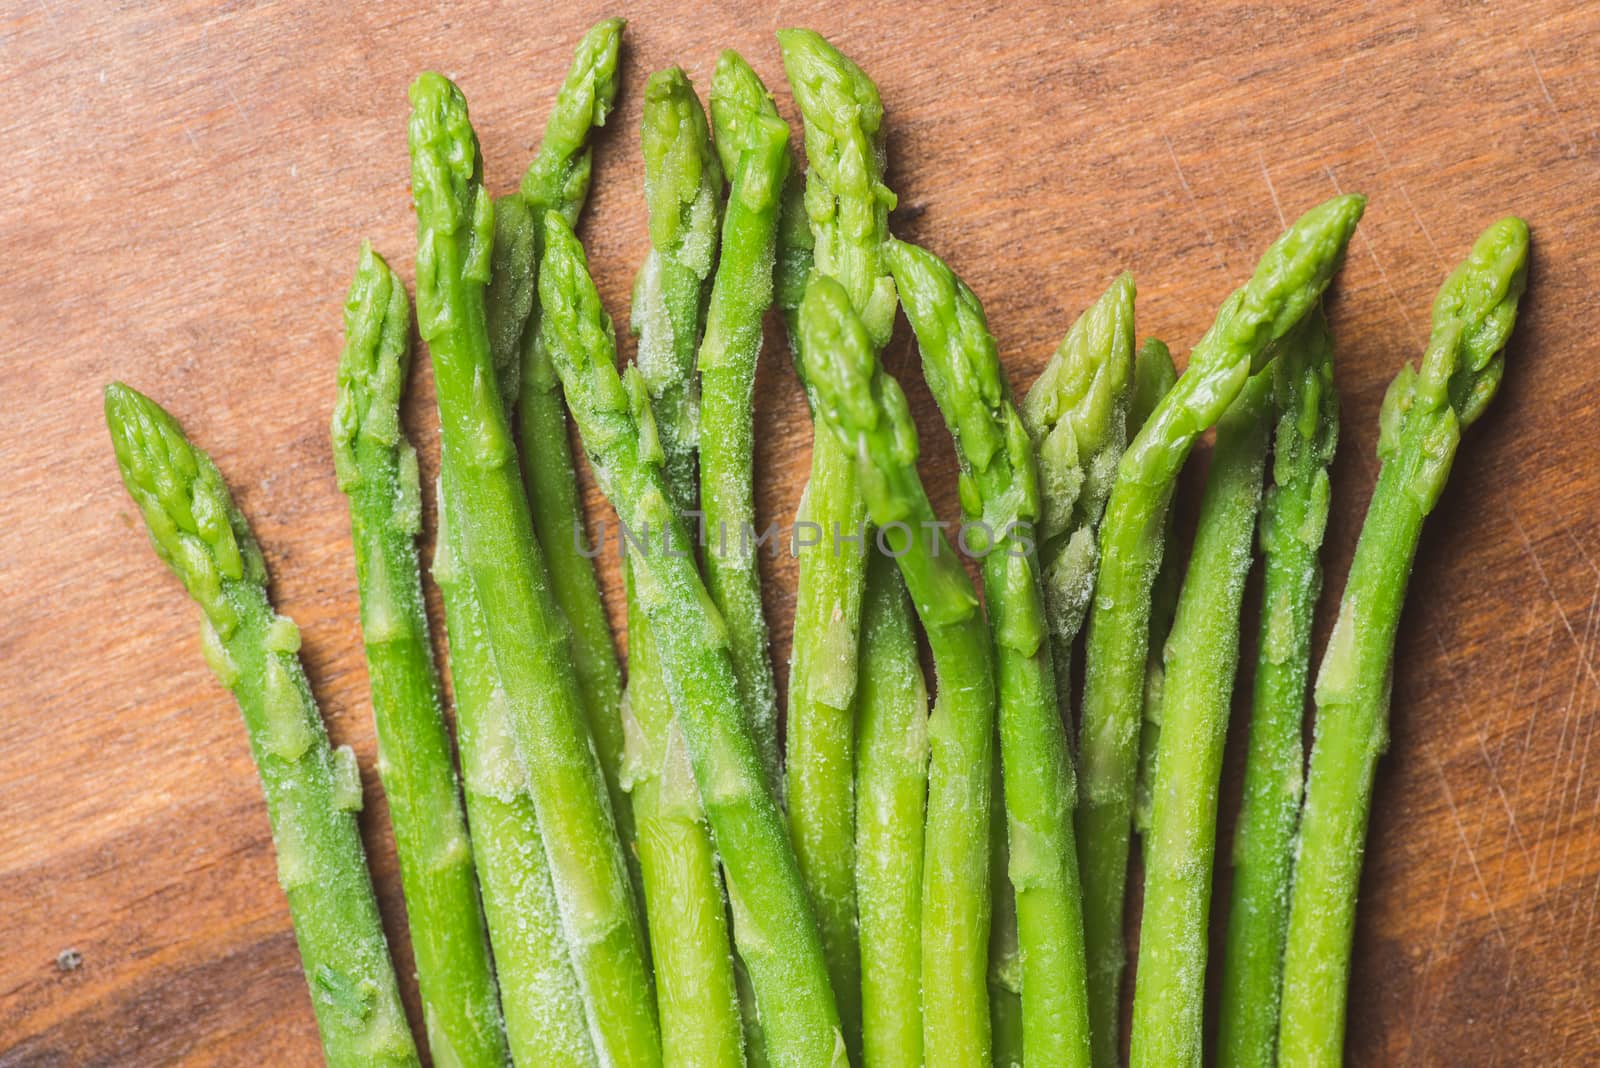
[539,212,843,1068]
[699,49,791,791]
[890,239,1095,1068]
[1278,217,1530,1066]
[853,552,930,1068]
[486,193,538,415]
[1074,194,1364,1067]
[1020,274,1140,722]
[510,20,634,858]
[1129,339,1181,852]
[778,33,901,1050]
[330,245,509,1068]
[800,274,998,1067]
[1216,306,1338,1068]
[105,384,418,1068]
[622,67,745,1068]
[408,73,660,1067]
[435,479,599,1067]
[1129,366,1273,1068]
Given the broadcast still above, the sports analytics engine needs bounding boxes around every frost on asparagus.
[800,273,997,1066]
[1075,194,1365,1068]
[435,484,598,1066]
[410,72,660,1067]
[700,47,792,794]
[1217,306,1337,1068]
[888,237,1095,1068]
[1131,337,1182,843]
[1278,218,1527,1067]
[1019,272,1138,713]
[778,30,903,1059]
[540,210,844,1068]
[630,67,723,509]
[623,64,748,1068]
[333,240,511,1068]
[854,551,930,1068]
[106,384,418,1068]
[778,28,898,348]
[1130,367,1272,1068]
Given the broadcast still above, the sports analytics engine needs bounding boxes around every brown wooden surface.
[3,1,1598,1064]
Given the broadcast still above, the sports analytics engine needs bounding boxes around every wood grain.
[2,1,1597,1064]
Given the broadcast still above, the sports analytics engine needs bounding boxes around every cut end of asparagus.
[331,242,413,492]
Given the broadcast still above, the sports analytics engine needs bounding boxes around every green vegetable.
[889,239,1093,1068]
[1074,194,1364,1067]
[700,48,791,791]
[854,551,930,1068]
[1129,338,1181,852]
[511,20,634,867]
[1278,217,1529,1067]
[408,72,660,1067]
[485,192,537,416]
[778,33,901,1050]
[435,479,599,1067]
[1216,307,1337,1068]
[623,66,746,1068]
[540,211,843,1068]
[106,384,418,1068]
[330,244,509,1068]
[1019,273,1139,722]
[800,273,998,1067]
[1129,367,1272,1068]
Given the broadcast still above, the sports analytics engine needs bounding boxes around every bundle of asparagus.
[105,18,1529,1068]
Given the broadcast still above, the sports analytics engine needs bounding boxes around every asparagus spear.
[853,552,930,1068]
[1216,306,1338,1068]
[1074,194,1364,1067]
[699,49,791,791]
[408,73,660,1067]
[1129,339,1181,852]
[775,167,814,347]
[539,212,842,1068]
[1020,274,1140,722]
[435,480,599,1067]
[890,239,1095,1068]
[105,384,418,1068]
[622,67,746,1068]
[510,20,634,858]
[1278,217,1530,1066]
[800,274,998,1067]
[1129,366,1273,1068]
[486,193,538,415]
[330,245,509,1068]
[778,32,901,1048]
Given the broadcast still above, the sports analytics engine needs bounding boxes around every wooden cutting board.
[4,2,1596,1063]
